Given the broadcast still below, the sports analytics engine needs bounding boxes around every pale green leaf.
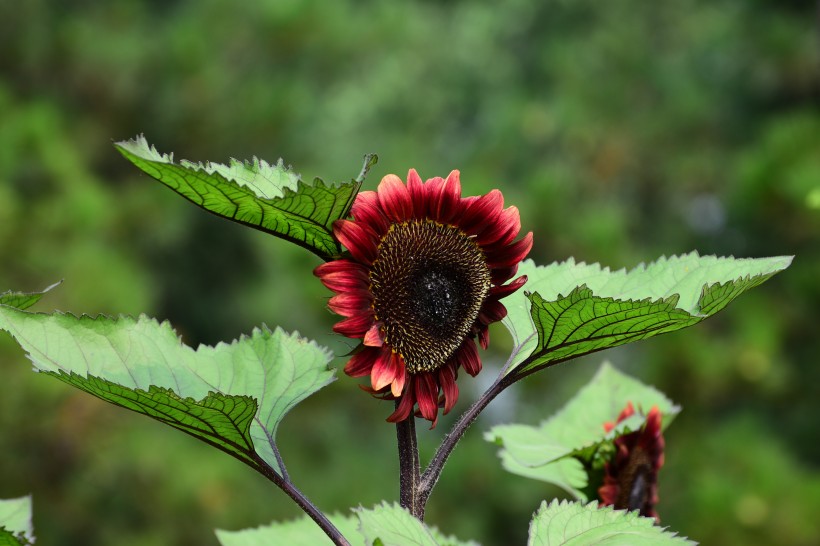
[487,362,678,470]
[498,450,588,502]
[355,502,439,546]
[215,504,478,546]
[115,135,374,259]
[0,496,34,546]
[528,500,695,546]
[0,282,60,311]
[0,307,335,476]
[503,253,792,374]
[216,513,364,546]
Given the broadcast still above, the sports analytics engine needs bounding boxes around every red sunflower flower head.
[314,169,532,427]
[598,404,666,521]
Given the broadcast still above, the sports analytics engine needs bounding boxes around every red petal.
[363,322,384,347]
[462,190,504,235]
[477,206,521,247]
[456,338,482,376]
[387,380,416,423]
[489,275,528,298]
[491,264,519,286]
[332,312,374,338]
[415,373,440,424]
[371,351,401,391]
[598,483,619,506]
[377,174,413,223]
[344,348,381,377]
[316,266,370,293]
[429,170,462,224]
[478,326,490,350]
[333,220,378,265]
[439,363,459,414]
[352,190,391,236]
[478,299,508,325]
[390,358,407,397]
[328,290,372,317]
[406,169,426,217]
[486,232,533,269]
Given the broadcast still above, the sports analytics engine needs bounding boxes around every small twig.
[396,403,422,518]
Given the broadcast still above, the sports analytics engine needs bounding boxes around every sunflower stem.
[254,455,351,546]
[396,403,423,519]
[417,372,515,512]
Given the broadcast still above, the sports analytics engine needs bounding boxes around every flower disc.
[371,220,491,374]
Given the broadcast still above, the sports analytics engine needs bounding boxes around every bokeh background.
[1,1,818,544]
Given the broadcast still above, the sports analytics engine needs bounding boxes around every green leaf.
[487,362,677,473]
[354,502,479,546]
[216,513,364,546]
[0,496,34,546]
[503,253,792,374]
[498,451,589,502]
[115,135,373,260]
[0,282,60,311]
[215,504,478,546]
[355,502,438,546]
[528,500,695,545]
[0,307,335,476]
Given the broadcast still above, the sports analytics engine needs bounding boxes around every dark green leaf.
[0,308,335,476]
[48,373,258,467]
[115,135,370,259]
[503,253,792,374]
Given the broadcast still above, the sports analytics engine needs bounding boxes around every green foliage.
[216,503,478,546]
[216,513,363,546]
[115,136,374,260]
[0,496,34,546]
[487,362,678,498]
[504,254,792,373]
[0,304,335,476]
[528,500,694,546]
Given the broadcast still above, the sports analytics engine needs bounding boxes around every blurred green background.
[1,0,818,544]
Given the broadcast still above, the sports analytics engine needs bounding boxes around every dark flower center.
[369,220,491,374]
[616,446,653,513]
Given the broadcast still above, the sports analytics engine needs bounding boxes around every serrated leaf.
[0,496,34,546]
[48,373,258,466]
[487,362,678,470]
[0,307,335,476]
[503,253,792,374]
[0,282,60,311]
[216,513,364,546]
[215,504,478,546]
[528,500,695,545]
[355,502,439,546]
[115,135,371,259]
[352,502,478,546]
[499,450,589,501]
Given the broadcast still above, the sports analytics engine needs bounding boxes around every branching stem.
[415,372,516,512]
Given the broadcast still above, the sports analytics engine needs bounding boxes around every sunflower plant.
[0,136,792,545]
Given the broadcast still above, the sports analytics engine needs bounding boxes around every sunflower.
[598,403,666,521]
[314,169,532,426]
